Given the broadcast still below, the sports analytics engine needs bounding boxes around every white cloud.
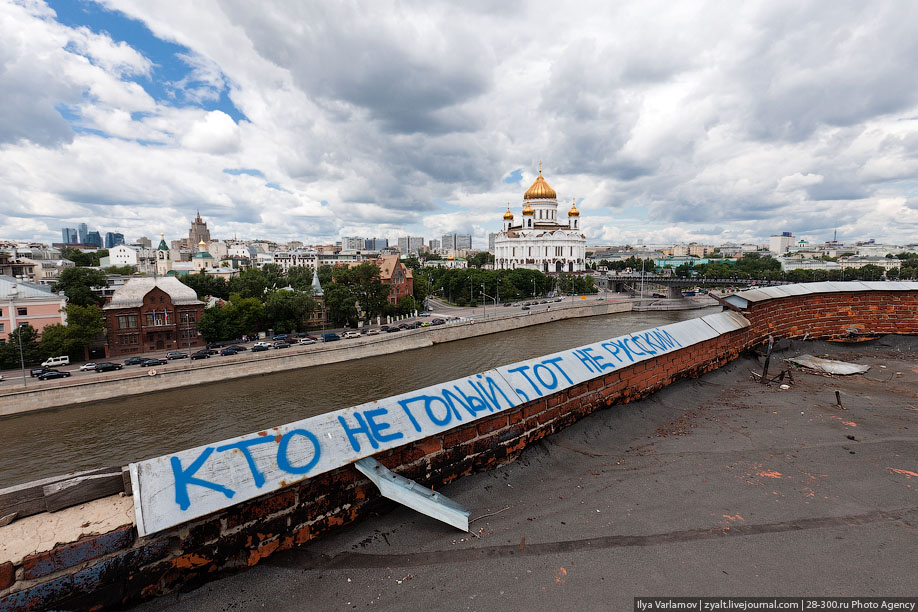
[2,0,918,249]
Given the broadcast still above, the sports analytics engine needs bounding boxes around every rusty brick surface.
[20,524,134,581]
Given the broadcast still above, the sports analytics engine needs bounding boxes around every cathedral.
[493,167,586,273]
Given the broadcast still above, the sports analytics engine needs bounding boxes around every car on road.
[227,345,248,352]
[219,348,238,356]
[141,358,167,366]
[30,366,55,378]
[41,355,70,368]
[418,312,431,317]
[273,341,291,349]
[298,337,317,345]
[166,351,188,360]
[37,370,70,380]
[521,305,530,310]
[554,298,562,302]
[272,334,288,341]
[432,318,445,325]
[420,322,432,327]
[322,332,340,342]
[79,362,98,372]
[386,326,401,332]
[93,362,123,372]
[251,344,269,352]
[190,350,210,360]
[124,356,146,366]
[503,302,512,307]
[343,331,361,339]
[253,341,272,349]
[366,328,381,335]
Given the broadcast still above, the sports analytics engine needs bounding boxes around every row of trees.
[0,303,105,368]
[413,266,596,308]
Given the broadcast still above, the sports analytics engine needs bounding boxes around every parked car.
[386,326,401,333]
[298,337,317,345]
[343,331,361,339]
[190,350,210,360]
[227,345,247,352]
[38,370,70,381]
[30,366,55,377]
[166,351,188,360]
[253,341,272,349]
[521,305,530,310]
[432,318,446,325]
[251,344,269,352]
[203,348,219,355]
[79,362,98,372]
[123,356,146,366]
[503,302,512,307]
[418,312,431,317]
[420,322,432,327]
[322,332,340,342]
[93,362,123,372]
[554,298,562,302]
[41,355,70,368]
[380,325,390,332]
[273,341,291,349]
[219,348,238,356]
[141,358,167,366]
[366,328,381,335]
[272,334,288,341]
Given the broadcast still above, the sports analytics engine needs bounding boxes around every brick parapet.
[2,288,915,611]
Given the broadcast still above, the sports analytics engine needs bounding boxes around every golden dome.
[568,199,580,217]
[522,202,534,215]
[524,169,557,200]
[503,205,514,220]
[198,240,207,248]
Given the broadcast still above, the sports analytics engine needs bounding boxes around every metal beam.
[355,457,470,532]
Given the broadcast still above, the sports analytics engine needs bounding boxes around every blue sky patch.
[503,168,523,184]
[223,168,265,178]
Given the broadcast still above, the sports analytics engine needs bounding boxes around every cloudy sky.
[3,0,918,249]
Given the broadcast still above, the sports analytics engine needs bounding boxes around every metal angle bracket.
[355,457,470,532]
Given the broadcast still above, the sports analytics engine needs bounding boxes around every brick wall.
[2,288,915,611]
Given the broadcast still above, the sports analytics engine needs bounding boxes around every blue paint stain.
[171,448,235,511]
[276,429,322,474]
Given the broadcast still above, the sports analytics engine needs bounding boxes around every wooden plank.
[43,472,125,513]
[0,467,119,520]
[122,467,132,496]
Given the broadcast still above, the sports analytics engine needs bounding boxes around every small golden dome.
[503,205,514,220]
[568,199,580,217]
[198,240,207,248]
[522,202,534,215]
[447,254,455,260]
[524,169,557,200]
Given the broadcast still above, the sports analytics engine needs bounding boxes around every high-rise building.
[135,236,152,248]
[189,211,211,246]
[61,227,78,243]
[769,232,794,254]
[341,236,365,251]
[398,236,425,254]
[105,232,125,249]
[85,231,103,248]
[365,237,388,250]
[429,239,441,251]
[442,233,472,252]
[77,223,88,244]
[488,232,499,253]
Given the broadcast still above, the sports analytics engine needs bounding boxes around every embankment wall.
[0,300,631,417]
[1,284,915,611]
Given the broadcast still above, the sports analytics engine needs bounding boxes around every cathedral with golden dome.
[494,166,586,273]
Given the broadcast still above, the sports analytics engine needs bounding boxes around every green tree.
[178,271,229,300]
[334,262,390,321]
[223,295,265,336]
[228,268,269,299]
[52,267,109,306]
[39,304,106,359]
[285,266,314,291]
[60,247,107,267]
[0,324,42,369]
[468,252,494,268]
[263,290,315,333]
[317,264,334,287]
[323,284,357,327]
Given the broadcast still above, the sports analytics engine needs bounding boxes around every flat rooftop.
[138,337,918,611]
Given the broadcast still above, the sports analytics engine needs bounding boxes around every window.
[180,311,196,323]
[0,323,4,332]
[17,307,27,316]
[117,315,138,329]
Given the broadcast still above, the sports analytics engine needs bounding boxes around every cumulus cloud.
[2,0,918,247]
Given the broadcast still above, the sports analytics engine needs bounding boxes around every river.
[0,307,720,488]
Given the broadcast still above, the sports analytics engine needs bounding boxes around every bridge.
[597,274,791,298]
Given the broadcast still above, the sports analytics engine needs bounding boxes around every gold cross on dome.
[539,160,542,173]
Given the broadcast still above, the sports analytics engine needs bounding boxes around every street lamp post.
[640,259,645,302]
[532,279,536,298]
[481,283,486,318]
[17,322,27,388]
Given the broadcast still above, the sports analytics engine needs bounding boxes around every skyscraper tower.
[188,211,211,246]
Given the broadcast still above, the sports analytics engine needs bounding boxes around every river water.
[0,307,719,488]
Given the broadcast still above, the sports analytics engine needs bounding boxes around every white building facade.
[494,169,586,273]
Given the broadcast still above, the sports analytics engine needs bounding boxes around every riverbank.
[0,298,636,417]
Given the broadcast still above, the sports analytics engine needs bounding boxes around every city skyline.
[3,2,918,248]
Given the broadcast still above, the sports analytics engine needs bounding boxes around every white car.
[366,328,381,335]
[343,331,361,339]
[79,362,98,372]
[253,341,272,348]
[298,338,316,345]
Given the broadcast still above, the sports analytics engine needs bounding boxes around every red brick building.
[102,277,205,357]
[338,255,414,306]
